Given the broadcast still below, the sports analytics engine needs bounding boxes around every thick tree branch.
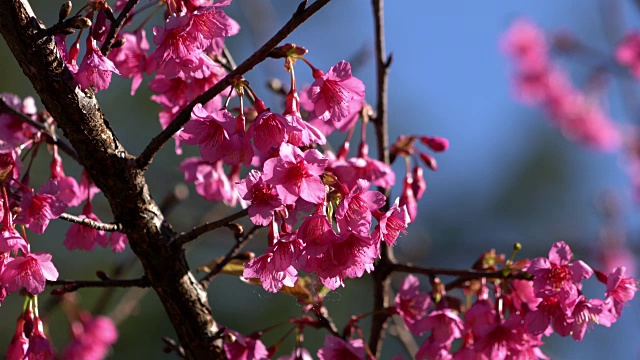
[136,0,333,170]
[0,2,224,358]
[173,208,250,246]
[369,0,394,356]
[59,212,122,232]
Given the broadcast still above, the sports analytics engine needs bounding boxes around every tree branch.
[199,224,261,288]
[369,0,394,356]
[136,0,333,170]
[0,2,225,357]
[47,276,149,292]
[58,212,123,232]
[173,207,250,246]
[0,95,79,163]
[100,0,140,56]
[392,263,532,280]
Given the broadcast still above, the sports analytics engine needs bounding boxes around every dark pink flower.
[243,233,300,293]
[528,241,592,299]
[317,335,364,360]
[181,104,235,163]
[75,38,120,92]
[399,177,418,222]
[6,317,28,360]
[415,338,451,360]
[50,151,82,207]
[394,275,431,335]
[604,266,638,319]
[297,207,338,252]
[25,317,54,360]
[247,111,295,153]
[1,252,58,295]
[336,179,385,234]
[64,203,108,251]
[305,230,376,290]
[236,170,282,226]
[524,295,575,336]
[415,309,463,344]
[62,313,118,360]
[179,158,236,204]
[372,198,410,247]
[308,61,365,123]
[0,93,38,148]
[108,29,151,95]
[109,232,128,253]
[501,18,548,70]
[616,31,640,78]
[223,329,269,360]
[0,214,28,254]
[262,143,328,205]
[16,180,67,234]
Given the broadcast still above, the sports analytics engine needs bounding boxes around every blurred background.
[1,0,639,358]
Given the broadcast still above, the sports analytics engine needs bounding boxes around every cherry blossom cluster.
[220,242,637,359]
[502,18,620,151]
[6,295,118,360]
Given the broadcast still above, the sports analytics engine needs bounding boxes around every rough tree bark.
[0,1,223,358]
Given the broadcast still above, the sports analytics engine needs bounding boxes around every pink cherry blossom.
[61,313,118,360]
[15,180,67,234]
[604,266,638,319]
[179,158,236,204]
[64,203,109,251]
[248,111,294,153]
[305,230,376,290]
[308,61,365,123]
[108,29,151,95]
[372,198,410,247]
[50,152,82,207]
[317,335,365,360]
[336,179,385,234]
[262,143,328,205]
[236,170,282,226]
[616,31,640,78]
[243,233,301,293]
[75,38,120,92]
[181,104,235,163]
[394,275,431,335]
[0,93,38,149]
[1,252,58,295]
[415,309,463,344]
[528,241,593,300]
[223,329,269,360]
[109,232,128,253]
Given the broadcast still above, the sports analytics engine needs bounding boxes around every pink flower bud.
[419,152,438,171]
[421,136,449,152]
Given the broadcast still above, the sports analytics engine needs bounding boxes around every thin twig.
[369,0,394,356]
[136,0,333,170]
[47,276,149,293]
[199,225,262,288]
[0,96,79,163]
[173,208,250,246]
[59,212,122,232]
[391,263,533,292]
[101,0,141,56]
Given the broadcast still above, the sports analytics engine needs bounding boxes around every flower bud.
[419,152,438,171]
[69,16,92,29]
[420,136,449,152]
[58,1,72,22]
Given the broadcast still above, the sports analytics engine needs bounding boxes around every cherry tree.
[0,0,637,359]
